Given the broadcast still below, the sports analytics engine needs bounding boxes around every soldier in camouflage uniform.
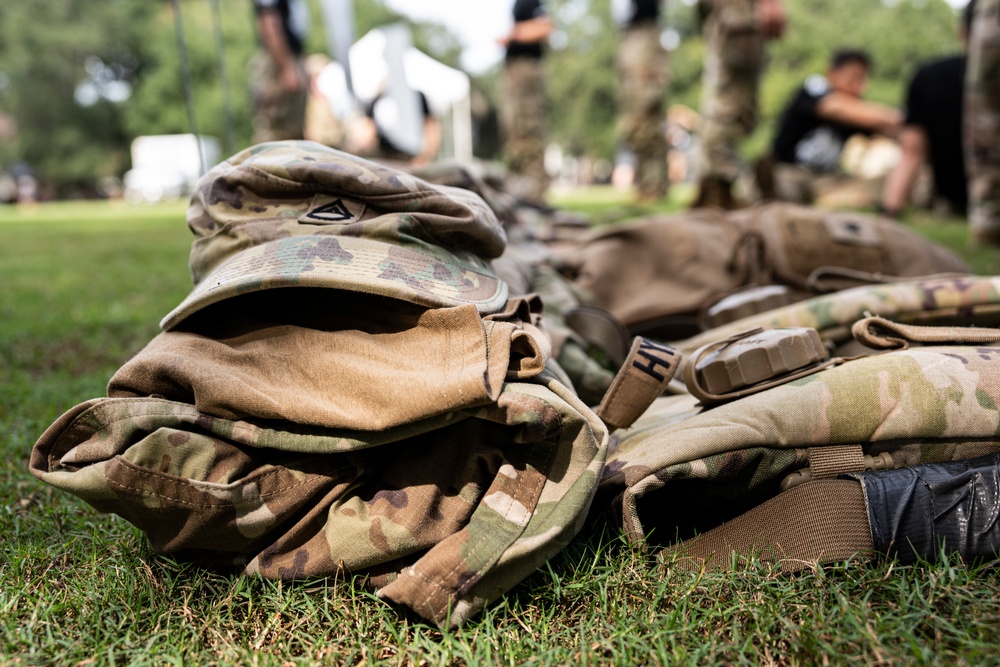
[692,0,787,209]
[615,0,670,200]
[250,0,309,143]
[966,0,1000,245]
[498,0,554,202]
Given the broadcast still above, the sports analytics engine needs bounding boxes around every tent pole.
[170,0,205,175]
[209,0,236,156]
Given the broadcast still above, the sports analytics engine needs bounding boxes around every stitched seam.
[107,457,335,507]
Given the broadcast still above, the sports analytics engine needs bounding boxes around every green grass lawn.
[3,195,1000,665]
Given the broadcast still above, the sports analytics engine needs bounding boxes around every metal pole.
[171,0,205,175]
[209,0,236,156]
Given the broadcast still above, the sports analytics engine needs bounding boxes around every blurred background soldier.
[882,1,975,219]
[770,50,901,205]
[614,0,669,201]
[251,0,309,143]
[692,0,786,209]
[965,0,1000,245]
[498,0,554,202]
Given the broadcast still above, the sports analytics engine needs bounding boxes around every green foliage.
[123,2,258,155]
[527,0,964,164]
[0,1,155,194]
[0,0,465,198]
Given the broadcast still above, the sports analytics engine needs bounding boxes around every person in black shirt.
[497,0,553,201]
[882,1,974,217]
[771,50,901,204]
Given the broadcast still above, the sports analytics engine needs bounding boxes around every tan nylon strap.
[805,268,969,293]
[596,337,680,431]
[670,479,874,572]
[852,314,1000,351]
[808,444,865,480]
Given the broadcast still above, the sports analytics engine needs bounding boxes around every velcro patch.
[824,213,883,248]
[298,194,367,225]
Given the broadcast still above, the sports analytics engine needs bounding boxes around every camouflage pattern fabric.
[163,141,510,330]
[501,57,550,201]
[29,142,611,627]
[600,345,1000,543]
[407,159,620,404]
[250,50,308,143]
[408,161,521,230]
[965,0,1000,244]
[31,369,608,627]
[697,0,763,182]
[674,275,1000,357]
[617,21,669,199]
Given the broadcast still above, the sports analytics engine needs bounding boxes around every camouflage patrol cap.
[161,141,509,330]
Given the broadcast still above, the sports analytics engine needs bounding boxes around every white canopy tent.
[348,26,474,162]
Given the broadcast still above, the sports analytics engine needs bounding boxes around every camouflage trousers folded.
[31,373,607,628]
[30,294,608,627]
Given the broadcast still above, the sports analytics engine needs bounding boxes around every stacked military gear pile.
[29,143,615,627]
[28,141,1000,627]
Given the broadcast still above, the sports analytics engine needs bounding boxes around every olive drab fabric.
[568,202,970,338]
[30,142,609,628]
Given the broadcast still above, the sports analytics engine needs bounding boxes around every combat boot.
[690,175,739,210]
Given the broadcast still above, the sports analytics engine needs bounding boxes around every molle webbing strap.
[806,268,969,293]
[852,315,1000,350]
[596,337,680,431]
[669,479,874,572]
[808,444,865,480]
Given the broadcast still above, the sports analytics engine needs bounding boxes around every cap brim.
[161,234,508,330]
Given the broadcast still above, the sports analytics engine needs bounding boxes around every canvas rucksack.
[566,202,971,340]
[598,309,1000,570]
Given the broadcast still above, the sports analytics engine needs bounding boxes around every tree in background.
[0,0,463,199]
[0,1,155,197]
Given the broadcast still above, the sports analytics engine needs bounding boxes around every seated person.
[362,88,441,167]
[770,50,901,204]
[881,0,974,218]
